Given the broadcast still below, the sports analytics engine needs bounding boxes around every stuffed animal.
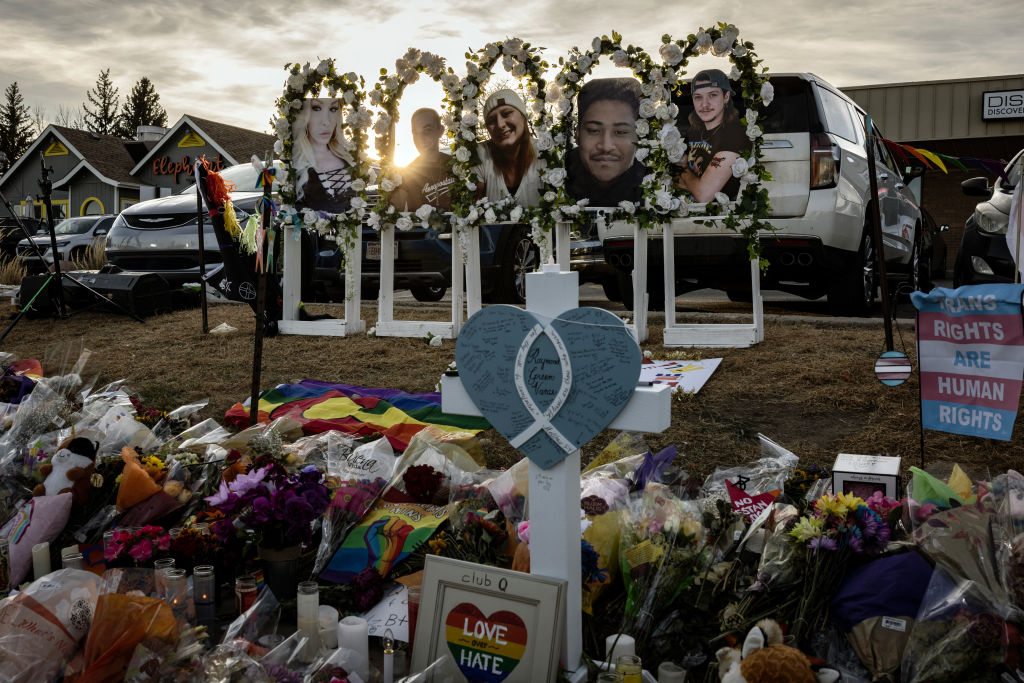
[716,619,839,683]
[32,437,98,507]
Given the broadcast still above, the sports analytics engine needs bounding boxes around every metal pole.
[38,154,67,318]
[865,116,894,351]
[248,157,272,426]
[195,161,209,333]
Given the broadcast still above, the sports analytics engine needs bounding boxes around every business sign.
[912,284,1024,440]
[982,89,1024,121]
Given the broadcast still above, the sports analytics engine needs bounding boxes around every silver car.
[18,215,116,271]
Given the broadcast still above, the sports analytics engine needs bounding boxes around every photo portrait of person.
[474,89,542,208]
[566,77,645,207]
[390,108,456,212]
[675,69,750,202]
[291,98,354,214]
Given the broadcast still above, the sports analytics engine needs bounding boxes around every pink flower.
[517,521,530,544]
[129,539,153,562]
[104,542,125,561]
[155,535,171,552]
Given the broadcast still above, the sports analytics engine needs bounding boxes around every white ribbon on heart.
[508,322,576,453]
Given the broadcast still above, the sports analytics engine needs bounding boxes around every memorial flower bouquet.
[207,463,330,551]
[104,524,172,566]
[788,491,899,645]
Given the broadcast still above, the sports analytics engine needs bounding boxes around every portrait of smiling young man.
[675,69,750,203]
[566,78,646,207]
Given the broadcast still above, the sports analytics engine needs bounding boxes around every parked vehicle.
[599,73,925,315]
[17,215,115,272]
[954,148,1023,286]
[0,216,46,259]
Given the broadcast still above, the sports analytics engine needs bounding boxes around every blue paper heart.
[455,305,642,469]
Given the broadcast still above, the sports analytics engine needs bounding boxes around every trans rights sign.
[911,284,1024,440]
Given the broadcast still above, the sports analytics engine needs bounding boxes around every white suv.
[17,215,116,271]
[599,73,923,316]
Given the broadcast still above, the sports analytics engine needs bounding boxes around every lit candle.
[383,629,395,683]
[193,565,215,605]
[32,542,50,580]
[337,615,370,681]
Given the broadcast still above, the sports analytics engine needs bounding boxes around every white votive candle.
[32,542,50,580]
[319,605,339,650]
[337,615,370,681]
[605,632,635,662]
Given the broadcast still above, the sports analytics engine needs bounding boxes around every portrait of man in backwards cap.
[675,69,750,202]
[566,77,646,206]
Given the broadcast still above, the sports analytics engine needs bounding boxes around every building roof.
[52,126,139,185]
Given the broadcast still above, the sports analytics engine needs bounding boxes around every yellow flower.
[835,491,865,512]
[790,515,825,542]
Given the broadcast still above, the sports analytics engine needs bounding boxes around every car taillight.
[810,133,839,190]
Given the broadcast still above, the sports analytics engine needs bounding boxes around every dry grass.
[1,299,1020,484]
[0,255,27,285]
[71,238,107,270]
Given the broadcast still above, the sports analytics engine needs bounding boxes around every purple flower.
[807,536,838,554]
[351,566,384,611]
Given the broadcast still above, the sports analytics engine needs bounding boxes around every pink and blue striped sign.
[911,284,1024,441]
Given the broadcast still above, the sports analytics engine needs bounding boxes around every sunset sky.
[3,0,1021,165]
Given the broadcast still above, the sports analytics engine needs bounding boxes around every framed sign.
[982,89,1024,121]
[411,555,567,682]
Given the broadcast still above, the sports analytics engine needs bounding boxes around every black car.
[0,216,47,259]
[954,148,1023,286]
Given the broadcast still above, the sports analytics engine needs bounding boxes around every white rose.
[746,123,762,140]
[484,208,497,223]
[350,197,367,210]
[396,215,413,231]
[502,55,514,72]
[618,200,636,214]
[635,119,650,137]
[730,66,741,81]
[380,178,395,193]
[721,24,740,43]
[462,83,478,99]
[351,178,366,192]
[592,37,603,53]
[567,71,579,83]
[611,49,629,66]
[556,98,571,116]
[545,82,562,103]
[577,55,593,72]
[731,157,749,178]
[460,127,476,141]
[695,31,712,54]
[442,73,459,90]
[638,99,656,118]
[655,103,670,120]
[659,124,681,146]
[369,89,383,106]
[275,118,289,136]
[532,99,545,115]
[510,205,523,222]
[512,63,527,78]
[635,147,650,162]
[712,37,733,56]
[745,109,758,125]
[454,146,471,163]
[760,81,775,106]
[714,192,730,205]
[465,180,477,192]
[291,98,302,110]
[315,217,329,232]
[667,141,687,164]
[743,171,759,184]
[535,130,554,151]
[373,115,391,135]
[273,140,283,155]
[658,42,684,66]
[503,37,523,54]
[429,335,443,347]
[733,43,748,58]
[462,112,478,127]
[345,71,358,82]
[316,60,330,75]
[554,133,565,145]
[543,191,556,202]
[366,212,381,228]
[287,72,305,91]
[415,204,433,222]
[543,167,568,188]
[654,190,676,211]
[485,44,499,58]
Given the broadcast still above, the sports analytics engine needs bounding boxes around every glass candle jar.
[296,581,320,662]
[235,575,258,614]
[193,565,215,605]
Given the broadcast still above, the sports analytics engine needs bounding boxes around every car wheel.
[614,268,666,311]
[600,277,621,302]
[411,285,447,302]
[726,289,752,303]
[827,229,876,317]
[495,226,539,304]
[910,227,932,293]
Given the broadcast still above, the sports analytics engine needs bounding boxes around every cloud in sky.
[0,0,1021,135]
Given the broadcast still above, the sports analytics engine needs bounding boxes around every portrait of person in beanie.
[566,77,646,206]
[675,69,750,202]
[291,97,354,214]
[474,88,542,207]
[390,108,456,212]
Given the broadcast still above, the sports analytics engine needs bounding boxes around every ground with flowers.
[4,298,1019,482]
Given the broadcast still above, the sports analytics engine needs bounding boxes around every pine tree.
[0,81,33,174]
[82,68,120,136]
[116,76,168,138]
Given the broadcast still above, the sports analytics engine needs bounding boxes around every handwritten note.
[361,582,410,642]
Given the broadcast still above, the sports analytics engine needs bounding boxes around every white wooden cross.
[441,262,672,677]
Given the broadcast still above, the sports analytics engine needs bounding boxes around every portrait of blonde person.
[291,97,355,214]
[390,108,456,212]
[474,89,542,208]
[566,78,646,206]
[675,69,750,203]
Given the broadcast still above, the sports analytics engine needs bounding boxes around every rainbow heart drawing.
[445,602,527,682]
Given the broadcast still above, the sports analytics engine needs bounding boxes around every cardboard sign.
[411,555,566,683]
[361,582,410,642]
[912,284,1024,440]
[455,305,641,469]
[725,479,779,522]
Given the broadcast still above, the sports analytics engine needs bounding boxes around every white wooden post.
[441,262,671,678]
[278,225,365,336]
[464,228,483,318]
[554,220,571,268]
[630,223,649,343]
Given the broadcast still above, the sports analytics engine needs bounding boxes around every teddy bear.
[33,437,98,507]
[717,619,840,683]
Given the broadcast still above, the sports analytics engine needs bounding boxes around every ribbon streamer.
[508,323,576,454]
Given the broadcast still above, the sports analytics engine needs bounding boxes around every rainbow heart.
[445,602,527,683]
